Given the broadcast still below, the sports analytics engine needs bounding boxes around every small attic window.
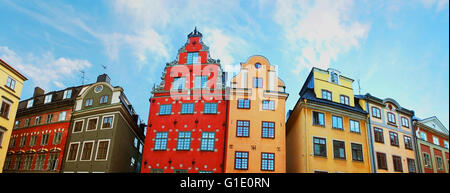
[330,72,339,84]
[255,63,262,69]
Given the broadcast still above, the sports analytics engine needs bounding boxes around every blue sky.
[0,0,448,128]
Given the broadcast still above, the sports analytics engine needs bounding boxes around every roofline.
[357,93,414,116]
[0,59,28,81]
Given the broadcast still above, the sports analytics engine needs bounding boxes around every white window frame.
[80,140,95,161]
[101,115,115,130]
[66,142,81,162]
[27,99,34,108]
[58,111,67,121]
[86,117,99,131]
[6,76,16,90]
[95,139,111,161]
[433,136,440,145]
[63,90,72,99]
[72,120,84,133]
[44,94,52,104]
[420,131,427,141]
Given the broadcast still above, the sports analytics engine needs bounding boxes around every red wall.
[420,144,434,173]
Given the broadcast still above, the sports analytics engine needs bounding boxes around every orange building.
[224,55,288,173]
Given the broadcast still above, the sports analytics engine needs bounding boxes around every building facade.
[286,67,372,173]
[224,55,288,173]
[62,74,145,173]
[0,59,27,173]
[356,94,417,173]
[413,116,449,173]
[141,28,227,173]
[3,86,84,173]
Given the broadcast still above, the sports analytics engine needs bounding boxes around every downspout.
[412,121,423,173]
[304,99,309,173]
[221,89,229,173]
[365,98,377,173]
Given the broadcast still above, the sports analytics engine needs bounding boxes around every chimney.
[33,87,45,97]
[97,74,111,84]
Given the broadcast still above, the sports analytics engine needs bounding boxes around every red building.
[3,86,85,172]
[141,28,228,173]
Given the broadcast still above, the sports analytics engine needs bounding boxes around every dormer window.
[44,94,52,104]
[27,100,34,108]
[63,90,72,99]
[331,72,339,84]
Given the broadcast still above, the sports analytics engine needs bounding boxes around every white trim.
[86,117,99,131]
[66,142,81,162]
[72,120,84,133]
[101,114,115,130]
[95,139,111,161]
[80,140,95,161]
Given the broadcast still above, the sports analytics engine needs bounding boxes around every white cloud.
[420,0,449,11]
[0,46,92,90]
[273,0,370,74]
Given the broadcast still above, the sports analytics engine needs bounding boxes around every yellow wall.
[366,101,416,173]
[287,68,372,173]
[225,55,288,173]
[0,61,27,173]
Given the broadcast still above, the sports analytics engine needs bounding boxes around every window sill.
[4,85,16,93]
[312,124,325,128]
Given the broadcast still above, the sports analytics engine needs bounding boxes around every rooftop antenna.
[80,70,86,85]
[357,79,361,95]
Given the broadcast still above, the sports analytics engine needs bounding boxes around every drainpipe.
[364,97,377,173]
[303,99,309,173]
[412,120,423,173]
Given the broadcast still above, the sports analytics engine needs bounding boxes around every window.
[9,138,16,148]
[23,155,33,170]
[150,169,164,173]
[14,120,19,128]
[100,95,108,104]
[27,100,33,108]
[0,99,12,119]
[176,131,191,150]
[333,140,346,159]
[349,120,360,133]
[235,151,249,170]
[404,136,413,150]
[204,103,217,114]
[19,136,26,147]
[262,121,275,138]
[53,132,63,145]
[237,99,250,109]
[73,120,83,133]
[262,100,275,110]
[392,155,403,172]
[44,94,52,104]
[102,116,113,129]
[432,136,440,145]
[423,153,431,168]
[35,155,45,171]
[154,132,168,150]
[195,76,208,89]
[312,111,325,126]
[436,156,444,171]
[401,117,409,127]
[134,138,138,148]
[87,118,98,131]
[387,112,396,124]
[321,90,332,100]
[313,137,327,157]
[374,127,384,143]
[159,104,172,115]
[85,98,93,107]
[63,90,72,99]
[35,116,41,125]
[24,118,30,127]
[47,153,59,171]
[6,76,16,90]
[390,132,399,147]
[330,72,339,84]
[371,107,381,118]
[444,141,449,149]
[41,134,49,145]
[14,155,23,170]
[96,140,110,160]
[261,153,275,171]
[130,157,136,167]
[172,77,185,90]
[81,141,94,161]
[253,77,263,88]
[236,120,250,137]
[46,114,53,124]
[376,152,388,170]
[58,111,66,121]
[407,158,416,173]
[181,103,194,114]
[200,132,215,151]
[67,143,79,161]
[351,143,363,162]
[187,52,200,64]
[340,95,349,105]
[29,135,37,147]
[0,127,5,147]
[419,131,427,141]
[332,116,343,130]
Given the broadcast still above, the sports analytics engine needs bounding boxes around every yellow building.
[286,67,372,173]
[0,59,27,173]
[225,55,288,173]
[356,94,417,173]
